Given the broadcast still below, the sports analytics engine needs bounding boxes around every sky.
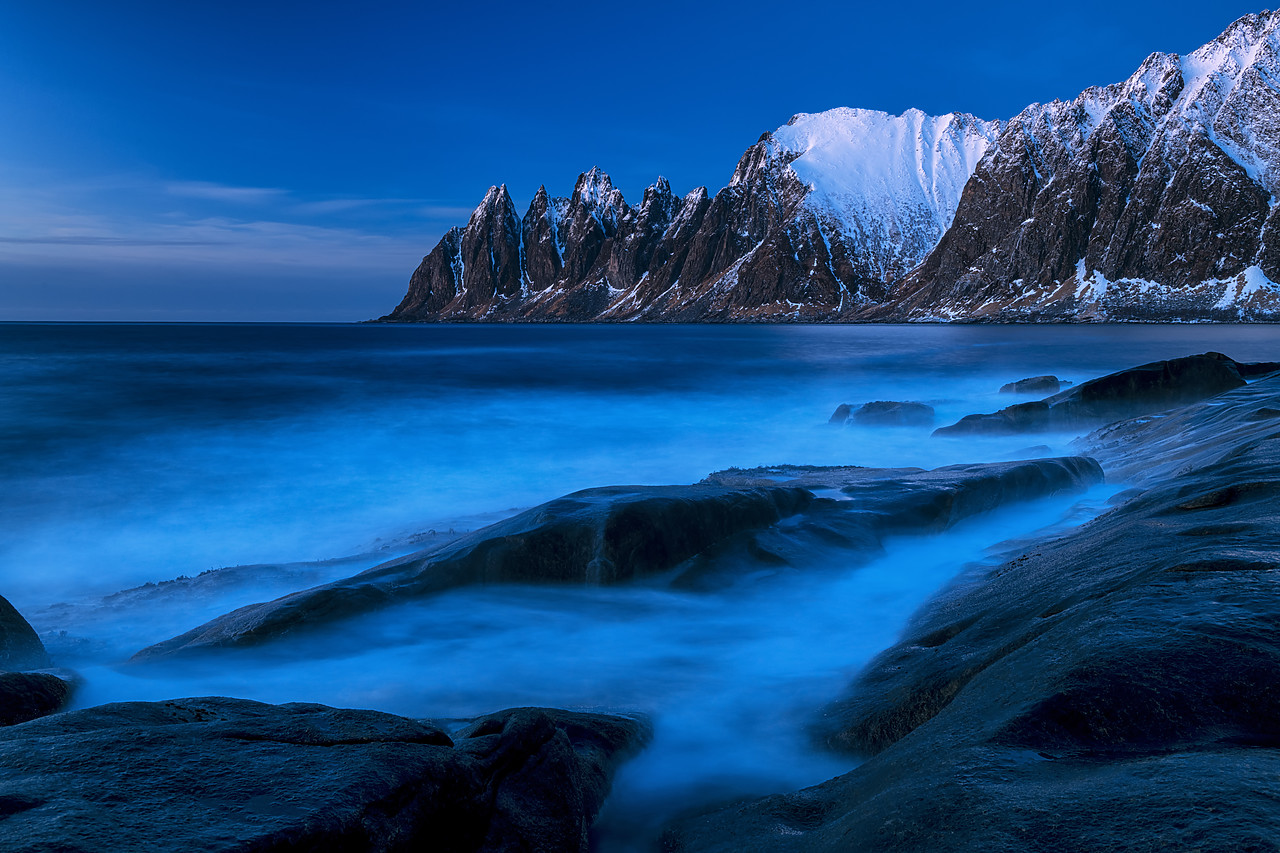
[0,1,1271,321]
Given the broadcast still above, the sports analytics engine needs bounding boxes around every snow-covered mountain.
[876,10,1280,321]
[383,110,1002,322]
[773,108,998,285]
[385,11,1280,324]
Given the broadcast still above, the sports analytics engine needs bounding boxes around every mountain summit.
[384,12,1280,323]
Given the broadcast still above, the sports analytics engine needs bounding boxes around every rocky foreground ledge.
[0,699,647,853]
[663,369,1280,852]
[3,585,647,853]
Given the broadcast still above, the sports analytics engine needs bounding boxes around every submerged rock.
[935,352,1247,435]
[998,375,1062,395]
[136,458,1101,660]
[830,401,935,426]
[0,697,647,853]
[663,373,1280,852]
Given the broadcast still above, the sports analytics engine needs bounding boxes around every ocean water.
[2,322,1277,846]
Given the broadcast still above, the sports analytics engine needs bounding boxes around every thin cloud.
[0,235,228,247]
[289,199,473,219]
[416,205,477,220]
[0,171,450,280]
[166,181,289,203]
[291,198,385,215]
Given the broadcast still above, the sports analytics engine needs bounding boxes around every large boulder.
[0,672,74,727]
[663,374,1280,852]
[935,352,1247,436]
[134,459,1102,660]
[0,594,49,671]
[0,697,647,853]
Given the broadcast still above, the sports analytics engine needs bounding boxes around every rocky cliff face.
[872,10,1280,322]
[385,12,1280,324]
[382,110,1002,322]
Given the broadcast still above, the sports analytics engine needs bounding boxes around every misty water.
[3,322,1278,846]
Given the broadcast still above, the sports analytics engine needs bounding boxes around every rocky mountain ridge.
[383,110,1002,322]
[383,11,1280,323]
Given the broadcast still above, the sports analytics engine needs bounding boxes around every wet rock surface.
[662,373,1280,852]
[935,352,1247,435]
[134,459,1100,660]
[830,401,935,426]
[131,485,812,658]
[0,594,49,672]
[0,697,646,853]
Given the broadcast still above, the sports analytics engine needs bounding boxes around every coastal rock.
[133,485,815,658]
[935,352,1246,435]
[1079,367,1280,486]
[0,595,74,726]
[0,697,647,853]
[135,459,1100,659]
[663,373,1280,853]
[830,401,935,426]
[999,375,1062,395]
[676,457,1100,590]
[0,594,48,671]
[827,403,854,424]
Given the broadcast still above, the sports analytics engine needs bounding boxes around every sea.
[3,322,1277,847]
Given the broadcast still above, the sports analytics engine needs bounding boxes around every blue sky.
[0,1,1268,320]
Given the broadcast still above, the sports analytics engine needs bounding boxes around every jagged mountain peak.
[472,184,517,218]
[567,167,628,230]
[1194,9,1277,61]
[637,177,678,216]
[571,166,617,202]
